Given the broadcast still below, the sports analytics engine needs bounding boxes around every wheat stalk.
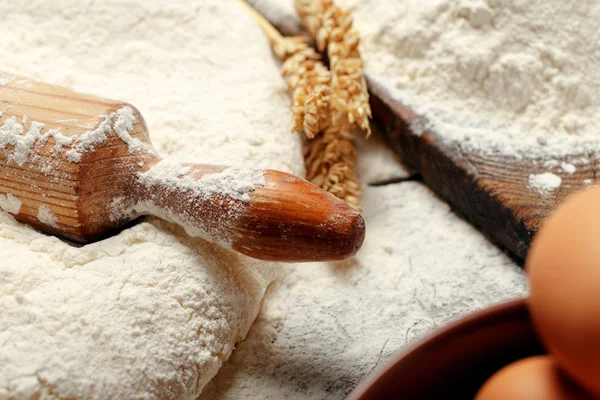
[304,125,361,210]
[278,35,363,210]
[276,37,332,139]
[292,0,371,211]
[237,0,365,211]
[294,0,372,136]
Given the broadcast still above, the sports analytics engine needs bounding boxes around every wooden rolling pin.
[0,73,365,262]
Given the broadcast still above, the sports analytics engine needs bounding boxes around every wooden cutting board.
[249,3,598,260]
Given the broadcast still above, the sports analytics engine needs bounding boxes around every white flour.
[355,125,413,184]
[64,106,148,162]
[36,204,58,228]
[561,163,577,174]
[0,76,12,87]
[528,172,562,197]
[0,0,303,398]
[0,105,147,165]
[136,162,266,203]
[201,174,528,400]
[111,162,267,246]
[0,118,45,166]
[344,0,600,159]
[0,193,22,215]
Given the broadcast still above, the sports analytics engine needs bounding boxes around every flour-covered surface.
[1,0,304,174]
[355,125,414,185]
[250,0,600,196]
[0,0,303,398]
[1,1,531,398]
[346,0,600,160]
[200,159,528,399]
[197,2,530,395]
[0,218,275,399]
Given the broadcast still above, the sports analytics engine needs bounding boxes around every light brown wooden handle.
[233,168,366,262]
[127,162,365,262]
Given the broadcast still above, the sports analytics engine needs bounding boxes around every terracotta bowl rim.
[346,297,529,399]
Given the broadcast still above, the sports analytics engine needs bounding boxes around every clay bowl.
[347,299,545,399]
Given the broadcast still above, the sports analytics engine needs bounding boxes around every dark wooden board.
[249,2,598,260]
[369,82,597,259]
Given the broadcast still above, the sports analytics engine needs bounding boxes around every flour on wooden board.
[0,193,21,215]
[528,173,562,197]
[0,0,303,398]
[255,0,600,195]
[561,162,577,174]
[344,0,600,154]
[343,0,600,195]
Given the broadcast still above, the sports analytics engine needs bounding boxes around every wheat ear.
[236,0,331,138]
[236,0,363,211]
[294,0,372,136]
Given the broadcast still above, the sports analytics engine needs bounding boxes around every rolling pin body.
[0,73,364,261]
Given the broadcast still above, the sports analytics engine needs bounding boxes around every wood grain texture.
[127,164,365,262]
[369,81,596,259]
[0,73,364,262]
[248,5,597,260]
[235,169,365,261]
[0,73,155,241]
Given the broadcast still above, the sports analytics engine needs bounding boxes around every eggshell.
[475,356,592,400]
[527,186,600,395]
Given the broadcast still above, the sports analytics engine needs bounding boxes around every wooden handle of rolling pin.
[123,161,366,262]
[0,72,364,261]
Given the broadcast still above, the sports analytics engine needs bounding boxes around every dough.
[0,0,303,398]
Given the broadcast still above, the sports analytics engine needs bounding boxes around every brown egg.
[475,356,592,400]
[527,186,600,396]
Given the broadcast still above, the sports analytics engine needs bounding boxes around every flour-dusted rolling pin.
[0,73,365,262]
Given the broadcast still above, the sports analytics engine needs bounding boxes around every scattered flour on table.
[201,178,528,400]
[528,173,562,197]
[0,0,303,399]
[36,204,58,227]
[355,125,413,184]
